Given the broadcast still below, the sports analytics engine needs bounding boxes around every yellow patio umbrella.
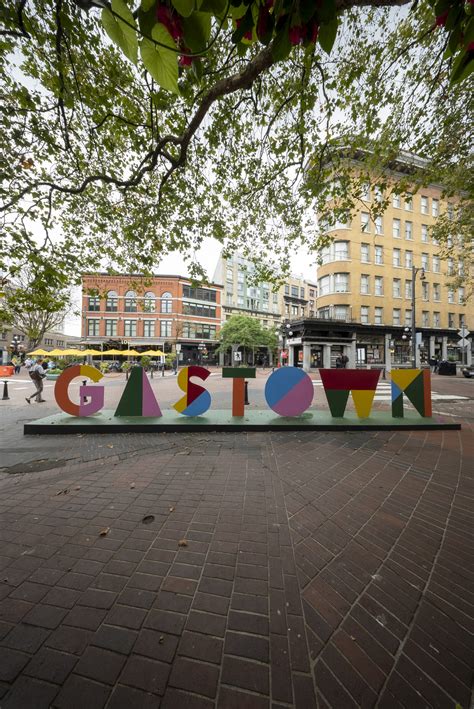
[62,348,84,356]
[46,349,65,356]
[103,349,125,356]
[27,348,50,356]
[141,349,165,356]
[82,348,102,355]
[123,349,140,356]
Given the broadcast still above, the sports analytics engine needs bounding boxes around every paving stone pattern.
[0,426,472,708]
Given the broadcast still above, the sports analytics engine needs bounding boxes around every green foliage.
[141,23,179,94]
[102,0,138,64]
[218,315,277,352]
[140,355,151,368]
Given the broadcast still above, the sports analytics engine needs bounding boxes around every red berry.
[289,25,305,45]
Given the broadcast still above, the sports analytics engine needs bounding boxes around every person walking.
[12,356,21,374]
[25,358,47,404]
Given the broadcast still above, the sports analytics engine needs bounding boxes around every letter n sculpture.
[390,369,432,418]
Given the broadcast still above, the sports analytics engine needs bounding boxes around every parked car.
[461,365,474,379]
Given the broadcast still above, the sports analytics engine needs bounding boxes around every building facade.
[81,274,223,364]
[288,158,472,370]
[0,328,81,363]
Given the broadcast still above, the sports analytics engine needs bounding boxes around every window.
[334,241,349,260]
[143,292,156,313]
[226,293,233,305]
[226,267,233,280]
[291,305,298,315]
[421,196,429,215]
[182,285,217,302]
[405,250,413,268]
[447,203,454,220]
[105,319,117,337]
[433,283,441,301]
[106,290,118,312]
[448,289,455,303]
[375,246,383,265]
[405,310,412,326]
[432,256,440,273]
[124,290,137,312]
[393,248,401,267]
[88,296,100,312]
[361,183,370,200]
[182,301,217,318]
[393,279,401,298]
[318,275,330,296]
[87,319,99,336]
[291,285,299,297]
[459,287,465,304]
[432,198,439,217]
[405,280,412,299]
[375,276,384,296]
[361,306,369,324]
[405,221,413,240]
[433,312,440,327]
[374,307,383,325]
[393,309,401,325]
[309,289,315,297]
[361,243,370,263]
[160,320,172,337]
[421,253,429,270]
[300,287,305,297]
[422,311,429,327]
[374,186,383,203]
[161,292,172,314]
[375,216,383,235]
[124,319,137,337]
[448,313,455,328]
[393,194,401,208]
[458,260,465,276]
[284,284,289,294]
[143,320,155,337]
[361,212,370,232]
[334,305,349,320]
[447,258,454,275]
[422,282,429,301]
[334,273,349,293]
[459,314,466,328]
[361,275,370,294]
[421,224,428,242]
[405,194,413,211]
[393,219,401,238]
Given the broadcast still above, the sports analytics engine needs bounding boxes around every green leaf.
[182,12,212,52]
[140,23,179,94]
[271,20,291,62]
[172,0,195,18]
[141,0,155,10]
[318,17,338,54]
[200,0,228,17]
[451,50,474,83]
[232,6,253,43]
[101,0,138,64]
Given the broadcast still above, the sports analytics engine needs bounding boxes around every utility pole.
[411,266,425,369]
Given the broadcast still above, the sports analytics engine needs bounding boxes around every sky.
[63,235,316,336]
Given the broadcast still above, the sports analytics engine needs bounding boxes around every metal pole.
[2,380,9,400]
[411,266,416,369]
[82,380,88,403]
[244,381,249,405]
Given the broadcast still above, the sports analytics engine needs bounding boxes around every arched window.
[106,290,118,312]
[143,291,156,313]
[124,290,137,312]
[161,292,172,314]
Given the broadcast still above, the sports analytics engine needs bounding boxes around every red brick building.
[81,274,223,364]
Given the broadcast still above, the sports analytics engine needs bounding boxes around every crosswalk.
[312,381,468,401]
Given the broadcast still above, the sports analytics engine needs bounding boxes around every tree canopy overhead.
[1,0,473,294]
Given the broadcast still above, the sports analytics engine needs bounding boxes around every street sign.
[458,337,470,348]
[175,344,181,352]
[234,352,242,361]
[458,327,470,338]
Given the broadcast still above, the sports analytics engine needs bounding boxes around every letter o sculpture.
[264,367,313,417]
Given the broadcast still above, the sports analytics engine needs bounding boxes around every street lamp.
[198,341,206,365]
[11,335,20,355]
[411,266,426,368]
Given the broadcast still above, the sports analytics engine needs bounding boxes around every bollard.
[150,367,154,379]
[126,369,129,381]
[82,380,88,404]
[162,365,164,377]
[2,380,9,401]
[244,380,249,405]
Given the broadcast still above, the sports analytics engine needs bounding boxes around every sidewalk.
[0,422,473,707]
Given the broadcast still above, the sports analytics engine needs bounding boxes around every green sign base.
[24,409,460,434]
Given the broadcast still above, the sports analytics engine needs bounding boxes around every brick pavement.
[0,424,473,708]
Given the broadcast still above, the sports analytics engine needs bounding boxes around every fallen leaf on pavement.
[99,527,110,536]
[75,486,81,491]
[130,483,135,489]
[178,539,188,547]
[169,506,175,512]
[159,636,164,644]
[177,449,190,455]
[142,515,155,524]
[107,444,114,449]
[56,488,69,496]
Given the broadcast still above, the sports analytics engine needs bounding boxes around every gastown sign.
[54,365,433,420]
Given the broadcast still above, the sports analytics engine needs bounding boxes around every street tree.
[217,315,277,362]
[1,0,473,292]
[0,269,72,350]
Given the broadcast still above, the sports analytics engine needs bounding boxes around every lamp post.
[198,341,206,366]
[411,266,426,368]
